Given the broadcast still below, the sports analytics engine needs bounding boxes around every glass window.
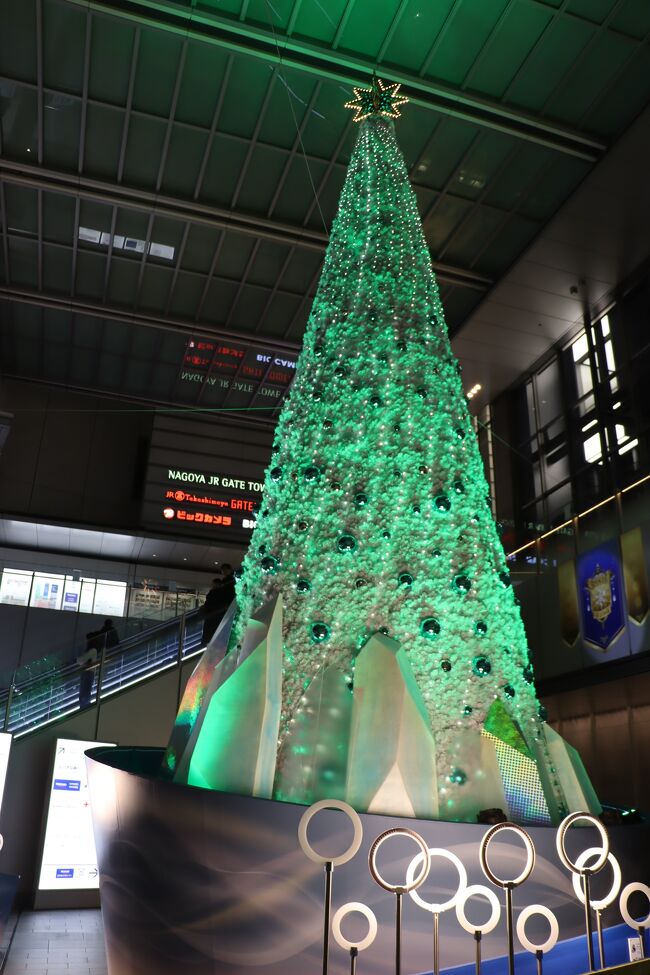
[79,578,96,614]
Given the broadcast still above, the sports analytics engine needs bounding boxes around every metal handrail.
[3,609,206,738]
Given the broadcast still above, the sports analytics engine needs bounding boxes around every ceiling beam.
[0,285,303,354]
[0,159,493,291]
[62,0,607,161]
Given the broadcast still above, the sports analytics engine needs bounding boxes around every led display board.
[179,338,296,409]
[37,738,115,891]
[141,412,273,543]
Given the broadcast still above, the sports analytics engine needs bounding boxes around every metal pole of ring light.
[516,905,559,975]
[479,823,536,975]
[406,847,468,975]
[298,800,363,975]
[572,847,622,970]
[455,884,501,975]
[556,812,609,974]
[368,828,430,975]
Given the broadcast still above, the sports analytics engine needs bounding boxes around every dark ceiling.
[2,0,650,416]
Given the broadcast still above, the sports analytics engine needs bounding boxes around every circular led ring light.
[479,823,535,888]
[556,812,609,876]
[332,902,378,952]
[516,905,559,955]
[368,827,430,894]
[620,883,650,930]
[298,799,363,866]
[571,847,622,910]
[405,847,468,914]
[455,884,501,935]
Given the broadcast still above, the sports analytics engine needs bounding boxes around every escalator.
[0,611,205,738]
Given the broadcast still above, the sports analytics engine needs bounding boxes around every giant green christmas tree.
[164,80,599,826]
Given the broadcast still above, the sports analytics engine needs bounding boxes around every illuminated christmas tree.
[165,80,599,825]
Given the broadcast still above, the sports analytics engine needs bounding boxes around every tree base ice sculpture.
[163,79,600,827]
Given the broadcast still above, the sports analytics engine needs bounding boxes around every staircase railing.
[0,610,205,738]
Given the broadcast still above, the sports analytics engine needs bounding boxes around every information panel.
[0,733,12,817]
[141,412,273,543]
[38,738,115,891]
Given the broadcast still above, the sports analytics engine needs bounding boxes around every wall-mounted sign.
[141,413,273,543]
[37,738,116,891]
[577,541,626,652]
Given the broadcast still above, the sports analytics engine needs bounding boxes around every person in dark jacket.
[77,620,120,709]
[200,564,236,647]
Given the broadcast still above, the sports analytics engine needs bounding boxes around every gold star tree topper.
[344,75,409,122]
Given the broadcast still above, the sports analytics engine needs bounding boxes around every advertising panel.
[37,738,116,891]
[0,569,32,606]
[0,733,12,816]
[30,574,64,610]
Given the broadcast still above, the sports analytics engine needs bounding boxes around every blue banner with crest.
[577,541,625,651]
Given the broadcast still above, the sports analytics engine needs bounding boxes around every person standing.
[200,564,236,647]
[77,631,101,709]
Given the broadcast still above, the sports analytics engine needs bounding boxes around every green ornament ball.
[441,659,452,672]
[304,465,321,483]
[435,495,451,512]
[503,684,515,698]
[260,555,279,575]
[449,768,467,785]
[420,617,441,639]
[472,656,491,677]
[415,386,428,399]
[398,572,413,588]
[499,571,512,588]
[474,620,488,637]
[270,466,283,481]
[296,578,311,593]
[452,573,472,594]
[369,394,382,408]
[337,533,357,552]
[452,480,464,494]
[354,492,368,508]
[463,705,473,716]
[310,622,330,643]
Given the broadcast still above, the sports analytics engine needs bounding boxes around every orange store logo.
[161,507,232,526]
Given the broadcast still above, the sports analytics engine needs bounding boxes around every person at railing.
[77,631,102,708]
[199,564,236,647]
[76,620,120,708]
[99,618,120,651]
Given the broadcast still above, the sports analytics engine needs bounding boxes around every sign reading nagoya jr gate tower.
[140,412,273,543]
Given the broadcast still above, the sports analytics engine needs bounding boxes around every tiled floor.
[3,910,107,975]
